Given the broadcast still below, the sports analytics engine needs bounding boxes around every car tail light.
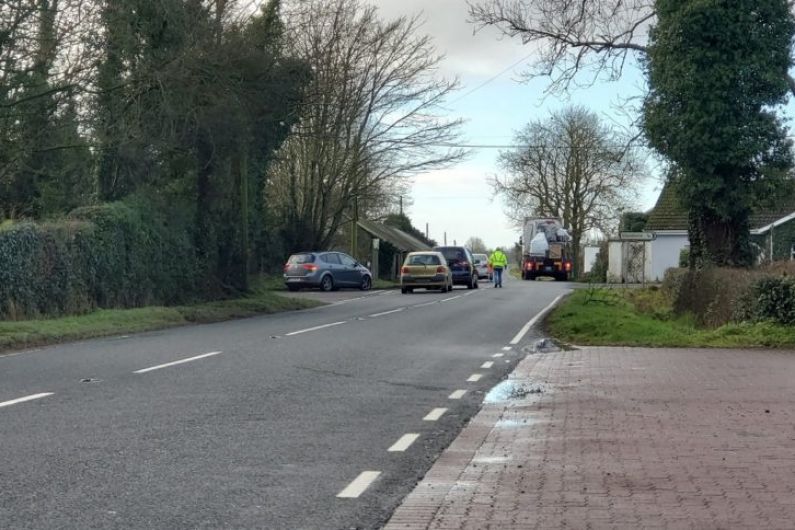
[436,266,445,273]
[401,266,410,274]
[302,264,318,272]
[283,264,290,272]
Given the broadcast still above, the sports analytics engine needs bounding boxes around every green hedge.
[0,201,200,319]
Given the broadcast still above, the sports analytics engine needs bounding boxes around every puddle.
[484,379,543,403]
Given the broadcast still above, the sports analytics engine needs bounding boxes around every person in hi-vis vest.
[488,248,508,288]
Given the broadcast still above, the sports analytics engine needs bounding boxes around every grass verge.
[0,290,323,354]
[547,287,795,348]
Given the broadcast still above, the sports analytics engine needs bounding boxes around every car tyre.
[360,275,372,291]
[287,285,300,292]
[320,275,334,292]
[474,276,479,289]
[401,287,408,294]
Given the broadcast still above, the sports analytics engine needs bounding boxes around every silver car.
[473,253,490,280]
[284,251,372,292]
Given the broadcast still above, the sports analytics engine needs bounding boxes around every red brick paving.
[384,347,795,529]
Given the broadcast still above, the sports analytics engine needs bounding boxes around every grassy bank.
[547,287,795,348]
[0,284,323,353]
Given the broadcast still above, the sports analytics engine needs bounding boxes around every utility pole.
[399,196,403,215]
[425,223,429,239]
[444,232,447,245]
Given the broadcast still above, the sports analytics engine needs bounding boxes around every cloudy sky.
[366,0,659,249]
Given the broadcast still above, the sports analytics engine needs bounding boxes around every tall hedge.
[0,201,200,319]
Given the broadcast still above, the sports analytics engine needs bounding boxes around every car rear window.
[408,254,441,266]
[287,254,315,264]
[437,247,466,261]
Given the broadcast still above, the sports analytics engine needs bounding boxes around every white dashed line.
[502,346,512,351]
[285,321,346,336]
[510,294,566,345]
[467,374,483,382]
[337,471,382,498]
[0,393,54,409]
[441,295,461,303]
[480,361,494,369]
[369,308,405,318]
[388,433,420,452]
[134,351,221,374]
[448,389,467,400]
[491,353,504,358]
[423,408,447,421]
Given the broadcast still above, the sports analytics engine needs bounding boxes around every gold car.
[400,251,453,293]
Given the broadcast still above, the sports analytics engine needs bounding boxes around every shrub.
[0,201,200,320]
[752,276,795,325]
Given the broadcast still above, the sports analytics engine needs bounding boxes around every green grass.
[0,290,323,353]
[547,288,795,348]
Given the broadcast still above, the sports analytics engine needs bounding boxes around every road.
[0,275,569,530]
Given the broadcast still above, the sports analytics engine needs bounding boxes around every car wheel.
[474,276,479,289]
[448,279,453,292]
[320,275,334,292]
[287,285,300,292]
[360,275,372,291]
[401,287,408,294]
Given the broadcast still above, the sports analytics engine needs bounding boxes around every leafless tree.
[494,107,645,276]
[266,0,466,251]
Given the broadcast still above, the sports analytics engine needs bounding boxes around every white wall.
[649,233,689,281]
[582,245,601,273]
[607,241,623,283]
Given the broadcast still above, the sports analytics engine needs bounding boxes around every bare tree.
[495,107,644,276]
[266,0,466,252]
[468,0,795,96]
[465,236,488,253]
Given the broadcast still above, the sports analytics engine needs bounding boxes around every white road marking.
[423,408,447,421]
[388,433,420,452]
[337,471,382,498]
[467,374,482,382]
[134,351,222,374]
[285,321,346,336]
[491,353,504,358]
[0,392,53,409]
[510,294,566,345]
[481,361,494,369]
[448,389,467,400]
[369,308,405,318]
[441,295,461,303]
[502,346,512,351]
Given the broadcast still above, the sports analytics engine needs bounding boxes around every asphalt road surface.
[0,275,569,530]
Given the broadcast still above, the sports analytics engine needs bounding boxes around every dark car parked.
[432,246,479,289]
[283,251,372,292]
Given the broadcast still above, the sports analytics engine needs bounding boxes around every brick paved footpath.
[384,347,795,530]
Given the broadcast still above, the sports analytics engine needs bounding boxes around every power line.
[449,52,536,105]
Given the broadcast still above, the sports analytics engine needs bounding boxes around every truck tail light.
[565,262,572,271]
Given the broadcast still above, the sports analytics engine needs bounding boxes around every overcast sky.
[367,0,660,250]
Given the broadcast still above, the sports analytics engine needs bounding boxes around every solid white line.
[491,353,504,358]
[134,351,222,374]
[369,308,404,318]
[502,346,512,351]
[423,408,447,421]
[448,389,467,400]
[509,294,566,345]
[441,295,461,303]
[467,374,482,382]
[0,392,54,409]
[285,321,346,336]
[481,361,494,369]
[388,433,420,452]
[336,471,382,498]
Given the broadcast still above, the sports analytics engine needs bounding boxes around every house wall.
[582,245,600,273]
[649,234,689,281]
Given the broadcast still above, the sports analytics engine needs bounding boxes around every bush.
[0,201,200,320]
[752,276,795,325]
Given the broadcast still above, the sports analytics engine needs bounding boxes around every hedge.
[0,201,200,320]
